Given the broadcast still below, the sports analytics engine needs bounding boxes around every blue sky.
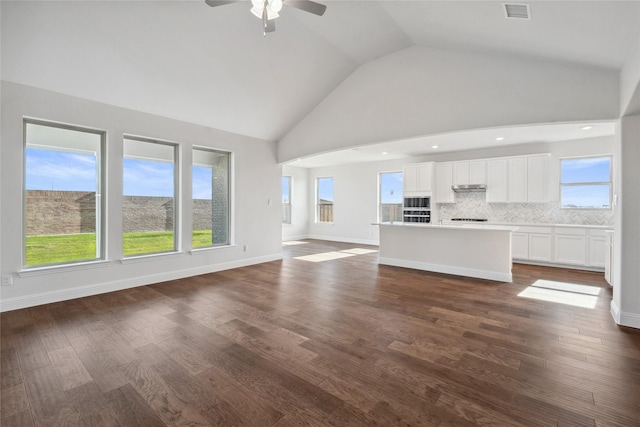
[27,148,214,198]
[561,157,610,183]
[282,176,291,203]
[380,172,403,204]
[26,148,97,191]
[317,177,334,202]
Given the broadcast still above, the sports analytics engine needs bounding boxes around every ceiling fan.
[205,0,327,35]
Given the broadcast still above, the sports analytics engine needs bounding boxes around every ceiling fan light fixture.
[250,0,280,20]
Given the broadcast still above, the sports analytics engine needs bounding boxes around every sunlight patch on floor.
[294,251,357,262]
[283,241,309,246]
[340,248,378,255]
[517,279,601,309]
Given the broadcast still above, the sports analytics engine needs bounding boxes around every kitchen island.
[376,222,518,282]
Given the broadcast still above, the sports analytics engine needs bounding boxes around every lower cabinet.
[554,228,587,266]
[512,232,529,259]
[512,227,552,262]
[511,226,610,269]
[529,233,553,262]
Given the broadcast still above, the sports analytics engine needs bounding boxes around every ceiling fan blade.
[204,0,240,8]
[285,0,327,16]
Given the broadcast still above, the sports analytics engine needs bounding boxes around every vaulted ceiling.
[2,1,639,158]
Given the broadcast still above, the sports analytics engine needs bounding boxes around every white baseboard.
[378,257,512,283]
[611,300,640,329]
[0,253,282,312]
[307,234,379,246]
[282,234,310,242]
[513,260,605,272]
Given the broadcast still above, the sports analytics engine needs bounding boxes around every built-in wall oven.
[403,197,431,223]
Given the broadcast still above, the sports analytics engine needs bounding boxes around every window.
[282,176,292,224]
[123,137,178,256]
[379,172,403,222]
[317,177,334,223]
[560,156,612,209]
[24,120,105,267]
[192,147,231,248]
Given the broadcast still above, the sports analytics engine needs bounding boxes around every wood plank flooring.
[2,239,639,426]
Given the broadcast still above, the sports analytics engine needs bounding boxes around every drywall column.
[612,114,640,328]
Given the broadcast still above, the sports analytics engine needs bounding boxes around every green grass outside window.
[25,230,214,266]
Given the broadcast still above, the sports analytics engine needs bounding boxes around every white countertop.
[375,222,519,232]
[480,221,613,230]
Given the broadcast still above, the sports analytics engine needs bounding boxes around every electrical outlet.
[1,274,13,286]
[243,244,248,252]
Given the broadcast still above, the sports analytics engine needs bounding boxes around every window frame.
[559,155,613,210]
[191,146,232,249]
[122,135,180,257]
[378,171,403,222]
[282,175,292,225]
[316,177,334,224]
[22,118,107,269]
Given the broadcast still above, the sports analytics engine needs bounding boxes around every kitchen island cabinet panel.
[377,223,516,282]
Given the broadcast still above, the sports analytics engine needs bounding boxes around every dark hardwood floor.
[2,239,639,426]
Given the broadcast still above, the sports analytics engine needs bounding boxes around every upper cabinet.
[526,154,550,203]
[453,160,486,186]
[403,162,434,196]
[507,157,528,203]
[435,162,455,203]
[486,159,508,203]
[485,154,550,203]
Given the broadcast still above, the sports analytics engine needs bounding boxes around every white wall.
[612,114,640,328]
[278,45,619,163]
[306,158,407,245]
[0,82,283,311]
[282,165,309,241]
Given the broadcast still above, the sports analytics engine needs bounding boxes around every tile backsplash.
[439,192,614,225]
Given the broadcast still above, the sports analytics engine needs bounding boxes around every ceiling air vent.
[503,3,530,20]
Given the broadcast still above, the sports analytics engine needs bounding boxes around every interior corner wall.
[278,45,619,163]
[613,114,640,328]
[282,165,310,241]
[0,81,282,312]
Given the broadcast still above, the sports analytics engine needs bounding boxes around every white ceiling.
[290,121,617,167]
[2,1,638,165]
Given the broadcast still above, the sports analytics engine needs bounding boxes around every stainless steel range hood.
[451,184,487,193]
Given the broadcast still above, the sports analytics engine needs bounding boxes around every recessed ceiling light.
[381,151,389,155]
[295,158,302,162]
[496,137,505,141]
[432,145,439,149]
[581,125,593,130]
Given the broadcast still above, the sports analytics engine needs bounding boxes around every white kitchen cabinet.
[512,232,529,259]
[529,233,553,262]
[453,160,486,186]
[554,228,587,265]
[527,154,549,203]
[587,229,607,268]
[508,157,528,203]
[469,161,486,184]
[453,162,469,186]
[435,162,455,203]
[403,162,434,196]
[486,159,508,203]
[511,226,553,262]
